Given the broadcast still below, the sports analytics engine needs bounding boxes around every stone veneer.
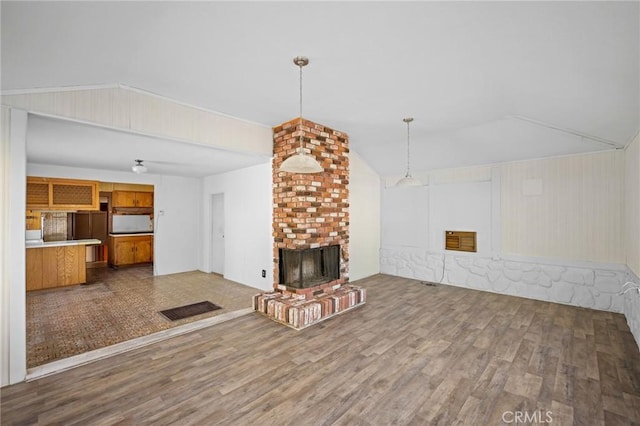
[624,268,640,349]
[381,247,629,312]
[253,117,366,330]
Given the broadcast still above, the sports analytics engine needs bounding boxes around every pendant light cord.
[298,62,304,153]
[405,118,412,177]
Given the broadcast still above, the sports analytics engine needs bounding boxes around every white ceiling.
[26,115,269,177]
[2,2,639,177]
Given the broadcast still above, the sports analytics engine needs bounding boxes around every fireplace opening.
[279,245,340,289]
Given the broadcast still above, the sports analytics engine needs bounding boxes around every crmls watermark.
[502,410,553,424]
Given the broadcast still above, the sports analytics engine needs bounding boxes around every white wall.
[27,164,202,276]
[1,108,28,386]
[626,134,640,276]
[0,107,9,387]
[502,150,624,263]
[348,151,381,281]
[624,134,640,349]
[202,163,273,291]
[429,181,492,255]
[153,176,202,275]
[381,186,429,249]
[380,150,628,313]
[381,172,492,255]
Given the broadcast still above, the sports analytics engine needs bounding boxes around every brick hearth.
[252,117,366,329]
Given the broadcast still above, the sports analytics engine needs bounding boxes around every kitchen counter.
[26,238,102,249]
[109,233,154,237]
[26,241,99,291]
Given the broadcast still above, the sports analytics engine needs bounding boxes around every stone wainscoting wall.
[623,268,640,348]
[380,247,628,313]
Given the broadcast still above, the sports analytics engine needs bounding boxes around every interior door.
[211,193,225,275]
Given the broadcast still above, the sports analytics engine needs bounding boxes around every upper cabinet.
[112,190,154,208]
[27,177,99,211]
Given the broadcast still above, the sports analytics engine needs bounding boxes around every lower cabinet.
[108,235,153,267]
[26,245,87,291]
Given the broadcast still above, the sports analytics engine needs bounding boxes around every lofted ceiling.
[2,1,639,177]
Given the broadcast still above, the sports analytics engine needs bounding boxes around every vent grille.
[26,182,49,205]
[52,184,93,205]
[445,231,477,252]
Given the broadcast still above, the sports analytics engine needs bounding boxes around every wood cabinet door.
[26,249,43,291]
[114,240,136,265]
[74,212,92,240]
[41,247,63,289]
[90,212,108,242]
[135,237,153,263]
[135,192,154,208]
[26,181,50,209]
[51,182,99,210]
[112,191,137,207]
[26,210,42,230]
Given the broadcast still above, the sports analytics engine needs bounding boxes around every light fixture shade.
[131,160,147,174]
[396,174,422,187]
[278,56,324,174]
[131,164,147,174]
[278,152,323,174]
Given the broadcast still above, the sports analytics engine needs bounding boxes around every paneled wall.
[626,134,640,276]
[501,151,624,263]
[2,86,273,156]
[380,149,628,313]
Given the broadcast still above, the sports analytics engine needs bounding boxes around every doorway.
[211,193,225,275]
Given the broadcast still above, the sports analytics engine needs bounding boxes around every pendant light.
[131,159,148,174]
[278,56,323,174]
[395,117,422,187]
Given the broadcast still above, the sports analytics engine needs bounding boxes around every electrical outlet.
[261,269,266,278]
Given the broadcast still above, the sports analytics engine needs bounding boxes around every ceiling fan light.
[279,152,323,174]
[131,159,147,174]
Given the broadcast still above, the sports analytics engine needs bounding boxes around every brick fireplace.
[253,117,366,329]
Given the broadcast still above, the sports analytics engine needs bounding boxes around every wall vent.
[445,231,477,252]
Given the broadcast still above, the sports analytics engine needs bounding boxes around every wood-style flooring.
[4,274,640,425]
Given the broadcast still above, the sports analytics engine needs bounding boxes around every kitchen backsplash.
[43,212,68,242]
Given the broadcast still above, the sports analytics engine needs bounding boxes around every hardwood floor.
[4,274,640,425]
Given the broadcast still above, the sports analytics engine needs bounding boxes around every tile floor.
[27,265,260,368]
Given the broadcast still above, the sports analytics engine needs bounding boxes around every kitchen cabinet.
[73,211,107,242]
[27,177,99,211]
[108,235,153,267]
[26,245,87,291]
[26,210,42,230]
[112,191,154,208]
